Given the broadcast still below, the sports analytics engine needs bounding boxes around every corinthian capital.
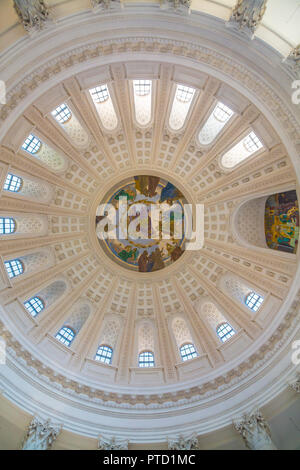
[22,417,61,450]
[91,0,122,11]
[13,0,50,33]
[290,376,300,393]
[167,434,200,450]
[227,0,268,38]
[98,435,129,450]
[234,410,276,450]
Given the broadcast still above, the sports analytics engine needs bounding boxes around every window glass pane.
[180,343,197,361]
[133,80,151,96]
[138,351,155,368]
[55,326,75,346]
[3,173,22,192]
[24,297,44,317]
[245,292,264,312]
[4,259,23,278]
[22,134,41,154]
[176,85,195,103]
[51,103,72,124]
[0,218,15,234]
[89,85,109,103]
[95,345,113,364]
[216,322,235,343]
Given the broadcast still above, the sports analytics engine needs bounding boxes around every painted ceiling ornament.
[22,416,61,450]
[234,409,277,450]
[167,434,200,450]
[96,176,187,272]
[13,0,50,33]
[91,0,122,11]
[227,0,268,39]
[98,435,129,450]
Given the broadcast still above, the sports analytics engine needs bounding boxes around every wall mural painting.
[265,190,299,254]
[96,176,187,272]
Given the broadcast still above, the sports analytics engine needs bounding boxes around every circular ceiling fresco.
[96,175,187,272]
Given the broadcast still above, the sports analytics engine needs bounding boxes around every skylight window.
[55,326,75,347]
[198,101,234,146]
[51,103,72,124]
[89,85,109,103]
[169,84,196,131]
[4,259,23,278]
[134,80,151,96]
[89,84,118,131]
[133,80,152,126]
[221,131,263,169]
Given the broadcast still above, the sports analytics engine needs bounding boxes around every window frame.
[216,322,235,343]
[4,258,24,278]
[55,326,76,347]
[179,342,197,362]
[138,350,155,368]
[24,296,45,317]
[245,291,264,312]
[3,173,22,192]
[0,217,16,235]
[95,344,113,365]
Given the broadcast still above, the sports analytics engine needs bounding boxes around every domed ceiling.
[0,2,299,443]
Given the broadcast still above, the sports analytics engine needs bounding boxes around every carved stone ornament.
[91,0,122,11]
[160,0,191,13]
[284,45,300,77]
[234,410,277,450]
[22,417,61,450]
[227,0,268,38]
[13,0,50,32]
[167,434,200,450]
[98,436,129,450]
[290,376,300,393]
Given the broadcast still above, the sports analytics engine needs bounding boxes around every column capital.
[167,434,200,450]
[234,409,276,450]
[13,1,51,33]
[227,0,268,39]
[98,435,129,450]
[22,416,61,450]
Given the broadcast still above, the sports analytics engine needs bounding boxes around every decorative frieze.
[13,0,51,33]
[234,410,276,450]
[22,417,60,450]
[227,0,268,38]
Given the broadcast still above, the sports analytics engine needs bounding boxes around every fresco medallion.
[96,176,188,272]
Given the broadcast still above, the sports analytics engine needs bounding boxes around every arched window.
[3,173,22,192]
[51,103,72,123]
[4,259,23,278]
[55,326,75,346]
[245,292,264,312]
[180,343,197,362]
[22,134,41,154]
[95,344,113,364]
[198,101,234,146]
[176,85,195,103]
[90,85,109,103]
[134,80,151,96]
[216,322,235,343]
[138,350,155,368]
[24,297,44,317]
[221,131,263,169]
[0,217,16,234]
